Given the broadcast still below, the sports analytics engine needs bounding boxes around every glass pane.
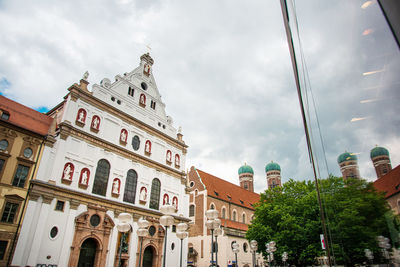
[123,169,137,204]
[149,178,160,210]
[92,159,110,196]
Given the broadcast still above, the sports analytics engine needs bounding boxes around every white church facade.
[11,53,189,267]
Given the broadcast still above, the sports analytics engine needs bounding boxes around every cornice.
[58,122,186,182]
[67,85,188,152]
[30,180,190,222]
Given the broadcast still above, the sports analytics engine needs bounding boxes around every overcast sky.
[0,0,399,193]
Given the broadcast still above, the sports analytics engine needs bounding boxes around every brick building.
[187,165,265,267]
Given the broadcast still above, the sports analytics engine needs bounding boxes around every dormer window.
[1,110,9,120]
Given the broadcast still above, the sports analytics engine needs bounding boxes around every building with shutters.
[11,53,189,267]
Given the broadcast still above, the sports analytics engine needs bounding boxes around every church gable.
[90,54,174,136]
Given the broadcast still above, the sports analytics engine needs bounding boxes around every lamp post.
[177,222,189,267]
[205,209,220,266]
[377,236,391,266]
[214,227,222,267]
[160,203,175,267]
[282,252,288,267]
[250,240,258,267]
[232,241,240,267]
[137,217,149,267]
[266,241,276,267]
[116,213,133,267]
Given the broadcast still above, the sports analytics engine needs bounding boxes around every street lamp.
[205,209,220,266]
[214,227,222,267]
[160,203,175,267]
[176,222,188,267]
[377,236,391,266]
[364,249,373,266]
[232,241,240,267]
[137,217,149,267]
[250,240,258,267]
[116,213,133,267]
[266,241,276,267]
[282,252,288,267]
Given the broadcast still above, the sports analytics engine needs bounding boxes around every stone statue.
[78,110,85,122]
[83,71,89,81]
[92,117,99,129]
[145,141,151,153]
[81,170,88,184]
[64,164,72,180]
[120,131,127,142]
[167,151,172,162]
[175,155,180,166]
[113,179,119,194]
[140,187,147,201]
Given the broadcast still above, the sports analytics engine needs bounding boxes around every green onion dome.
[265,161,281,172]
[370,146,389,159]
[337,152,357,164]
[238,163,254,175]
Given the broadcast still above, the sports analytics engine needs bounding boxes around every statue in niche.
[112,179,120,194]
[144,64,151,76]
[140,187,147,201]
[63,164,72,180]
[78,110,85,122]
[175,155,180,166]
[167,150,172,162]
[163,194,169,205]
[140,94,146,105]
[145,141,151,154]
[120,130,127,142]
[81,170,88,184]
[172,197,178,210]
[92,117,99,129]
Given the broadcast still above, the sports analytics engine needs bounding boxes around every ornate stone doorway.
[142,246,154,267]
[77,238,97,267]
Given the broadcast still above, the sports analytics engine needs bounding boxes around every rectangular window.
[172,225,176,232]
[128,87,134,97]
[150,100,156,110]
[1,202,18,223]
[0,159,4,173]
[0,240,7,260]
[12,164,30,188]
[55,200,65,211]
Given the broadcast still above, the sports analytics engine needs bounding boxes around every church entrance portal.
[142,246,154,267]
[77,238,97,267]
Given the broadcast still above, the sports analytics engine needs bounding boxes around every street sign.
[320,234,326,250]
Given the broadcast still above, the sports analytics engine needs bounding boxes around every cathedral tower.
[265,161,281,189]
[370,146,392,179]
[337,152,360,180]
[238,163,254,192]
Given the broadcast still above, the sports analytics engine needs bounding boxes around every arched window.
[123,169,138,204]
[189,205,195,217]
[210,204,215,210]
[242,213,246,223]
[149,178,161,210]
[222,208,226,219]
[92,159,110,196]
[232,210,237,221]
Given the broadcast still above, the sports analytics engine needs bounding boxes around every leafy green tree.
[246,177,395,266]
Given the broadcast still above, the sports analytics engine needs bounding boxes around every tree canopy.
[246,176,397,266]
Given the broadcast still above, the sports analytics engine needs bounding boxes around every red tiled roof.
[0,96,53,136]
[373,164,400,198]
[195,168,260,210]
[221,218,248,231]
